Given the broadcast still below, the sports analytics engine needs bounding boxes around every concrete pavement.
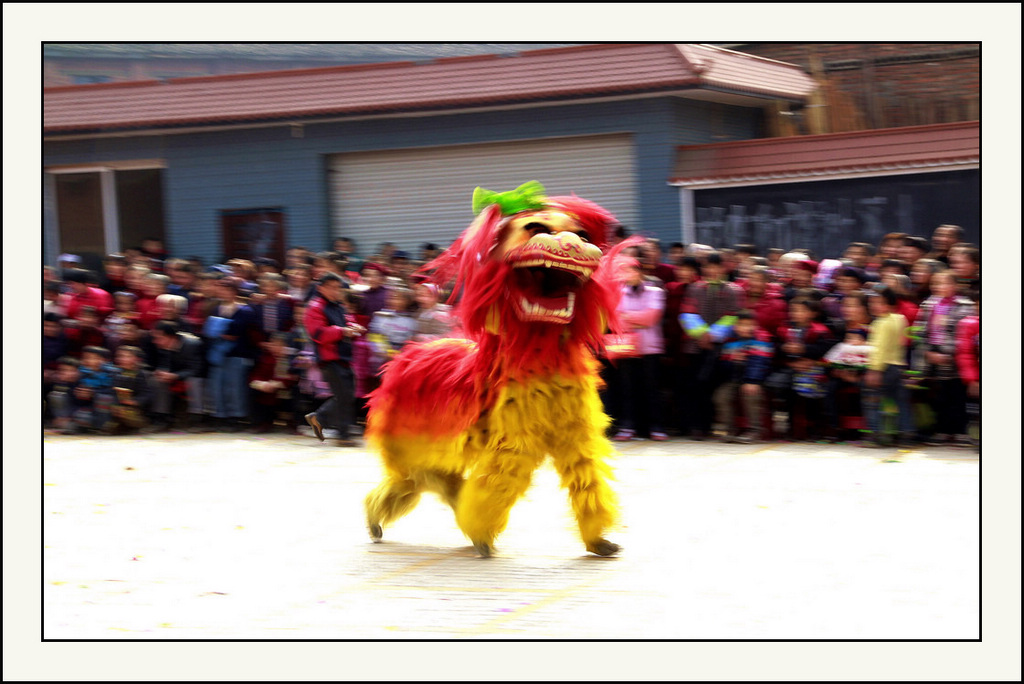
[37,429,981,642]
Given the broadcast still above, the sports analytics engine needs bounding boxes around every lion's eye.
[576,230,591,243]
[524,222,551,237]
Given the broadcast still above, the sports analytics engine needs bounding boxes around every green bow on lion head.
[472,181,548,217]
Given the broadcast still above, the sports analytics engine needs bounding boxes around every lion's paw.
[586,539,620,557]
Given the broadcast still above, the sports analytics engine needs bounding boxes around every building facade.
[670,121,981,258]
[43,44,817,269]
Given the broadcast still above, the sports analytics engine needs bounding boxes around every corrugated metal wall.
[327,134,637,255]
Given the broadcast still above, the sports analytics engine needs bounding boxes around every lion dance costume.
[364,181,636,557]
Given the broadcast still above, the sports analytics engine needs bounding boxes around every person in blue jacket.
[711,311,773,443]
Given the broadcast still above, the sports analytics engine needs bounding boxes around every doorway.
[47,165,166,271]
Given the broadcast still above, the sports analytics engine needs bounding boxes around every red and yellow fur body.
[364,188,633,557]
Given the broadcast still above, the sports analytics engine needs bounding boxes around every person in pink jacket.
[954,289,979,391]
[954,288,979,448]
[613,258,667,442]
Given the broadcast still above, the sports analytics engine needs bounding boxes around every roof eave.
[676,84,813,107]
[45,83,728,139]
[669,158,980,189]
[44,80,817,140]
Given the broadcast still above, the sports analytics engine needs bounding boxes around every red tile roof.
[44,43,817,135]
[670,121,980,188]
[674,44,818,101]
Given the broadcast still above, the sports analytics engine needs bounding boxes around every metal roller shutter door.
[328,133,637,256]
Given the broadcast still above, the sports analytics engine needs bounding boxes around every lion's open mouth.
[512,266,581,323]
[507,232,601,324]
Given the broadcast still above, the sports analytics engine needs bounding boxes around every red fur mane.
[418,197,637,378]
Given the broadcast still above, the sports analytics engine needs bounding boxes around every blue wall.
[44,97,762,265]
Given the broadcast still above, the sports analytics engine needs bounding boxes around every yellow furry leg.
[455,450,543,557]
[551,438,620,556]
[364,473,422,541]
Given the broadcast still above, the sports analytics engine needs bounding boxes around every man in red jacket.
[64,269,114,323]
[740,266,788,338]
[303,272,366,447]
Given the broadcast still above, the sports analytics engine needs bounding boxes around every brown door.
[220,208,286,264]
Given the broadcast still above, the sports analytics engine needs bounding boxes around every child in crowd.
[367,286,419,378]
[147,320,206,432]
[824,328,873,370]
[843,242,874,272]
[863,287,914,447]
[347,287,380,424]
[253,273,295,340]
[366,286,417,387]
[411,283,453,343]
[107,345,153,434]
[948,243,980,297]
[188,272,221,328]
[123,265,152,307]
[103,292,140,349]
[43,313,70,426]
[249,332,298,433]
[111,319,148,357]
[111,290,140,322]
[43,313,70,381]
[877,259,907,280]
[712,311,773,443]
[880,273,919,331]
[822,267,868,331]
[47,357,90,434]
[65,305,107,356]
[44,281,67,317]
[285,264,316,303]
[823,292,874,440]
[955,288,980,449]
[71,346,119,433]
[662,256,703,434]
[287,300,331,423]
[766,247,786,281]
[788,259,822,300]
[823,328,873,441]
[912,269,975,446]
[772,297,834,441]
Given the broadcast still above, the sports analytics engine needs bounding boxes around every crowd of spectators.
[43,238,453,438]
[43,224,980,450]
[600,223,980,448]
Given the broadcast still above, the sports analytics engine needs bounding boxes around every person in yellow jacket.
[863,286,914,447]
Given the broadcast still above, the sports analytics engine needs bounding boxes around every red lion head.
[421,182,638,376]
